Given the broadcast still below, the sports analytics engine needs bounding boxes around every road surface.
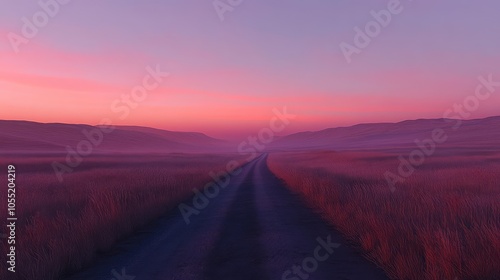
[67,154,388,280]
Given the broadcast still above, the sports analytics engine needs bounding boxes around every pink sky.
[1,1,500,139]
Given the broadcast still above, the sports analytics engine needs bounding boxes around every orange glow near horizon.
[1,1,500,140]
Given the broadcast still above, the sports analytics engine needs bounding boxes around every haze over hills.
[1,116,499,154]
[0,120,227,154]
[269,116,500,153]
[118,125,225,147]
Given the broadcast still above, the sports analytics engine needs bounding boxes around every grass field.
[268,150,500,280]
[0,154,243,280]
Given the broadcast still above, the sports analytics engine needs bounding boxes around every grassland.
[0,153,242,280]
[268,150,500,280]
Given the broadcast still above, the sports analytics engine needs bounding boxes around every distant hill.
[270,116,500,153]
[0,120,227,154]
[2,116,499,155]
[118,125,225,147]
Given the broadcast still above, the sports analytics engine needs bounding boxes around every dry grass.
[0,154,242,280]
[268,150,500,280]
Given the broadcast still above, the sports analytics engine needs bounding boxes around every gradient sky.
[1,0,500,139]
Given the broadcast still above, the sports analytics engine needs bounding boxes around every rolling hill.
[270,116,500,153]
[0,120,227,154]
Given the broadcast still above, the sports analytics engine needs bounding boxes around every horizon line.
[2,114,499,141]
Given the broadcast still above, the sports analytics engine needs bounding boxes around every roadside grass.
[268,150,500,280]
[0,154,242,280]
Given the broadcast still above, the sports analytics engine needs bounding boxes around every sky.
[1,0,499,139]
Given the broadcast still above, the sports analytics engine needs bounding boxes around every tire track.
[66,154,388,280]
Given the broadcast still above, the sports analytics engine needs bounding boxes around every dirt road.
[67,154,388,280]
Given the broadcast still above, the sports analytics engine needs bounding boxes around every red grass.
[0,154,242,280]
[268,150,500,280]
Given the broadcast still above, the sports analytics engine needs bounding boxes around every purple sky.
[1,0,499,139]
